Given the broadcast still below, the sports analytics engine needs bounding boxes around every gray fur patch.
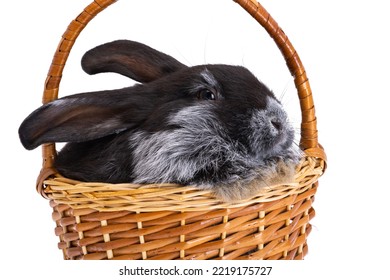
[130,104,258,184]
[129,98,302,201]
[189,68,220,94]
[200,69,218,88]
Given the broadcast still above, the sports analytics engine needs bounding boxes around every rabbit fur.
[19,40,302,202]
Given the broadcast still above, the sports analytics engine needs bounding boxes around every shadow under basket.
[35,0,327,260]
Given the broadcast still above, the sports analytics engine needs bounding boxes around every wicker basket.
[35,0,326,260]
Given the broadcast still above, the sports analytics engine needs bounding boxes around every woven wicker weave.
[35,0,326,260]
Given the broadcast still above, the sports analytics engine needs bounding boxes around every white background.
[1,0,389,279]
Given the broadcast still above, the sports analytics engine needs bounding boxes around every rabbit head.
[19,40,301,201]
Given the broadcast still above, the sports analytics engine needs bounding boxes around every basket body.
[52,192,315,260]
[47,156,323,260]
[35,0,326,260]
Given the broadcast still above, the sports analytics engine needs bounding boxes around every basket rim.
[42,155,324,212]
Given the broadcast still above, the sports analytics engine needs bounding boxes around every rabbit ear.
[81,40,187,83]
[19,89,146,150]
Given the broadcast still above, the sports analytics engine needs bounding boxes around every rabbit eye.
[197,89,216,100]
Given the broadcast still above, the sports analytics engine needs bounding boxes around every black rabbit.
[19,40,301,201]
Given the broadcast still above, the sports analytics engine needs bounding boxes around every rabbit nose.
[270,117,282,132]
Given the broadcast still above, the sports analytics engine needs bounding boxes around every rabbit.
[19,40,302,202]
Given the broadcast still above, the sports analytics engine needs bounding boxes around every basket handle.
[37,0,326,195]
